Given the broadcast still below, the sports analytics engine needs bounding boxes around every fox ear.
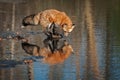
[72,24,75,28]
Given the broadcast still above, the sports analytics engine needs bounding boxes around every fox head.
[62,24,75,36]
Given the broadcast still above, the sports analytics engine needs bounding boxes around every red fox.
[22,9,75,36]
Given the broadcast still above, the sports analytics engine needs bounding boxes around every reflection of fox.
[40,41,74,65]
[21,39,40,56]
[22,9,75,36]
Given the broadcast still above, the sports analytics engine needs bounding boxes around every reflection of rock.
[40,41,74,65]
[24,60,34,80]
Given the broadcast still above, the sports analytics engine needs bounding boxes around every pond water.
[0,0,120,80]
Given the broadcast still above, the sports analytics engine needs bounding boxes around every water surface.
[0,0,120,80]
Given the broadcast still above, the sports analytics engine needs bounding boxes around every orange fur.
[40,44,73,65]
